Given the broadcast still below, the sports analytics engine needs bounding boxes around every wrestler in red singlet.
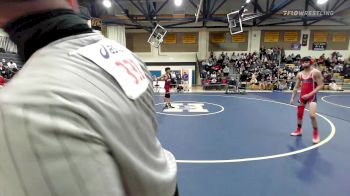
[164,73,171,95]
[290,57,324,144]
[159,67,174,110]
[299,70,318,104]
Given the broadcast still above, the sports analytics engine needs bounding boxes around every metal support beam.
[210,0,227,16]
[269,0,276,12]
[112,0,151,32]
[331,0,344,11]
[308,1,350,26]
[207,0,212,16]
[188,0,203,15]
[129,0,147,16]
[266,0,270,13]
[155,0,169,15]
[164,20,197,28]
[253,0,258,25]
[209,0,218,16]
[260,19,311,26]
[333,0,346,11]
[251,0,264,13]
[137,0,147,15]
[257,0,294,25]
[146,0,151,17]
[307,5,350,26]
[202,0,208,27]
[303,0,309,26]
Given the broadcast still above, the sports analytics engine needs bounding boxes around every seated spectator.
[329,80,343,91]
[325,57,331,68]
[338,55,344,63]
[182,72,189,91]
[334,62,343,73]
[7,59,17,70]
[343,63,350,78]
[250,72,258,84]
[201,69,207,78]
[285,55,293,63]
[0,48,5,53]
[210,71,217,79]
[0,75,5,86]
[323,71,333,83]
[278,80,288,91]
[223,66,230,76]
[259,77,268,90]
[318,54,325,64]
[221,77,227,84]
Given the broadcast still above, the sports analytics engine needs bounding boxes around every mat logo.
[157,101,224,116]
[165,103,209,113]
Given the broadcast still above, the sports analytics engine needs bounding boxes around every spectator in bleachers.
[250,72,258,85]
[259,75,268,90]
[318,54,325,65]
[0,75,5,87]
[334,62,343,73]
[279,80,288,91]
[200,49,349,91]
[343,60,350,79]
[329,80,342,91]
[7,59,17,70]
[323,70,333,83]
[182,72,189,91]
[223,66,230,76]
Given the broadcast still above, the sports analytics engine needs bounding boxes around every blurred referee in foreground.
[0,0,177,195]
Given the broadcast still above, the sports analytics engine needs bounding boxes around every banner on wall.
[182,33,197,44]
[264,32,280,42]
[284,32,298,42]
[332,32,347,42]
[210,32,225,43]
[164,34,177,44]
[312,42,327,51]
[302,34,308,46]
[291,43,301,50]
[313,32,328,42]
[232,32,246,42]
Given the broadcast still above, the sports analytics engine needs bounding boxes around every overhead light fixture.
[246,0,251,3]
[174,0,183,7]
[317,0,328,5]
[103,0,112,8]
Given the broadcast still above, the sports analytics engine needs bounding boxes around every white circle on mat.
[159,94,337,164]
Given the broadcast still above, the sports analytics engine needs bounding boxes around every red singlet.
[164,74,171,93]
[299,70,317,104]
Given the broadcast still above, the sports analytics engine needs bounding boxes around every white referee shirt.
[0,33,177,196]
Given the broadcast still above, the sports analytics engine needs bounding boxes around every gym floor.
[155,92,350,196]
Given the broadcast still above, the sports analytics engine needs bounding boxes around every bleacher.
[0,52,23,68]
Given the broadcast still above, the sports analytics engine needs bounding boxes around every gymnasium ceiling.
[79,0,350,30]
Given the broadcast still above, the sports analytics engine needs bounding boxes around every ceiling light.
[246,0,251,3]
[174,0,183,7]
[317,0,328,5]
[103,0,112,8]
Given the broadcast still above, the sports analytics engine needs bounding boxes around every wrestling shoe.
[290,129,302,136]
[313,130,320,144]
